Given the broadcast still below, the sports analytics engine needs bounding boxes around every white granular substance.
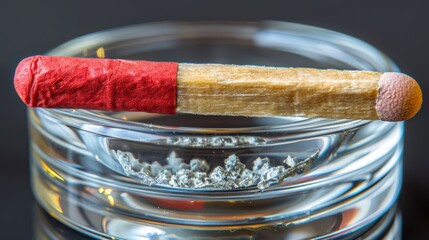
[112,150,316,190]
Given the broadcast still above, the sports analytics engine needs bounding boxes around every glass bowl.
[30,21,402,239]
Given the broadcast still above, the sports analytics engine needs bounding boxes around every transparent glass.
[30,21,402,239]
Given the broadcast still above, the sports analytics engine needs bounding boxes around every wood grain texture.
[177,64,382,119]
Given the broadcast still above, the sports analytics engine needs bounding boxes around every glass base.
[33,204,401,240]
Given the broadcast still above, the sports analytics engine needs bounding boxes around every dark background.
[1,0,428,239]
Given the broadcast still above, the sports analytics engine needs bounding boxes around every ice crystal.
[113,150,317,190]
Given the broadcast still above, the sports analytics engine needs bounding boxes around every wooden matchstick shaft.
[14,56,422,121]
[178,64,378,120]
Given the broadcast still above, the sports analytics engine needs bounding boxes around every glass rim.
[42,21,399,135]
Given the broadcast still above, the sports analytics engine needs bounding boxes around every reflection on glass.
[96,47,105,58]
[98,188,115,206]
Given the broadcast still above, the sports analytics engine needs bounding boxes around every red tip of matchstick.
[14,55,179,113]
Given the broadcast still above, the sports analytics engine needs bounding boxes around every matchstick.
[14,56,422,121]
